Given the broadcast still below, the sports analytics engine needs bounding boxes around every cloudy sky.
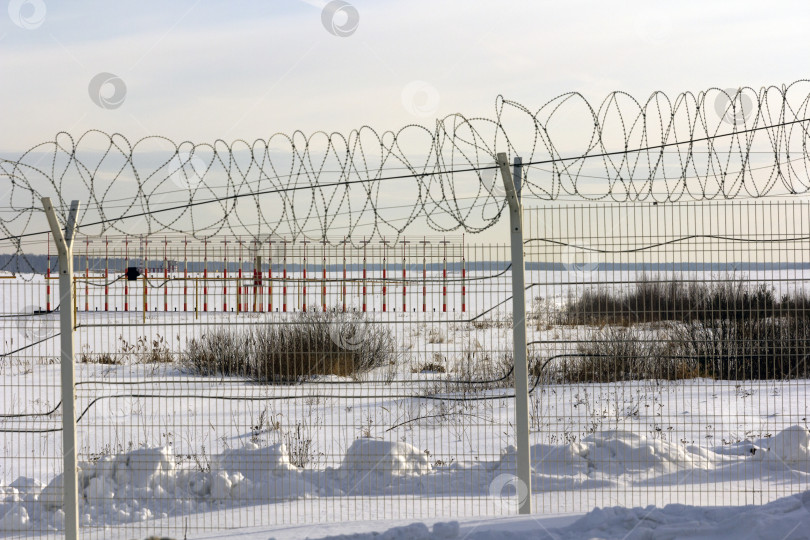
[1,0,808,242]
[2,0,807,149]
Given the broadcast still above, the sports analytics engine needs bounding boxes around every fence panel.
[1,236,519,539]
[525,201,810,513]
[2,200,810,538]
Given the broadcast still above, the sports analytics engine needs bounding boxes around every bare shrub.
[672,317,810,380]
[559,275,787,326]
[141,334,173,364]
[182,309,398,382]
[79,346,119,365]
[426,326,447,344]
[252,310,397,382]
[283,412,322,468]
[563,327,687,382]
[412,360,446,373]
[557,315,810,382]
[183,330,247,376]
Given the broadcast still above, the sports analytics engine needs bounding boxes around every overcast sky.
[1,0,809,242]
[1,0,808,150]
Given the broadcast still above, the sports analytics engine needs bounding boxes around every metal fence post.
[496,153,532,514]
[41,197,81,540]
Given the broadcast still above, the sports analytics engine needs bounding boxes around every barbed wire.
[1,82,809,255]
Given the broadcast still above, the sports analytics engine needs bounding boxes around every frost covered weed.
[250,406,281,446]
[183,309,398,382]
[426,326,447,344]
[79,334,174,365]
[284,413,323,468]
[560,275,810,326]
[569,327,686,382]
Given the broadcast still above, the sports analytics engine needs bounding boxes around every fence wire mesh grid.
[1,201,809,538]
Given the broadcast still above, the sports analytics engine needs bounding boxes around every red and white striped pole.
[203,238,208,312]
[302,240,308,312]
[46,239,51,312]
[163,237,168,312]
[238,236,244,313]
[342,238,347,312]
[381,239,387,312]
[461,235,467,313]
[268,240,273,312]
[124,238,129,312]
[84,237,90,312]
[183,238,188,312]
[402,240,408,312]
[282,239,288,312]
[104,236,109,311]
[421,238,428,313]
[362,238,367,313]
[321,239,327,312]
[222,237,228,312]
[143,237,149,314]
[253,239,260,313]
[442,237,448,313]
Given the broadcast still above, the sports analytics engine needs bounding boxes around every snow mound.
[212,442,317,501]
[272,521,460,540]
[112,446,175,488]
[494,431,712,492]
[5,426,810,532]
[583,430,711,476]
[0,503,29,532]
[296,491,810,540]
[340,438,432,478]
[756,425,810,471]
[214,442,296,480]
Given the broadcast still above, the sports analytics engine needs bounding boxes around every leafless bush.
[79,347,119,365]
[555,315,810,381]
[183,309,398,382]
[559,275,792,326]
[557,327,686,382]
[412,360,446,373]
[140,334,174,364]
[427,326,447,344]
[116,334,175,364]
[283,416,322,468]
[672,317,810,380]
[182,330,248,376]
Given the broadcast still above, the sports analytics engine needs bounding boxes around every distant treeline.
[2,253,810,275]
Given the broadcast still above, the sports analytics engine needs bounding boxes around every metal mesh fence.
[525,201,810,512]
[1,200,809,537]
[2,235,518,538]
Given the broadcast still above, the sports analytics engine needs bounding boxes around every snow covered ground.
[210,491,810,539]
[2,269,810,537]
[2,414,809,535]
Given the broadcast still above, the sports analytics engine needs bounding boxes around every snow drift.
[2,426,810,533]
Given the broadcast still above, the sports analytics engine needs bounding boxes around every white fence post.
[496,153,532,514]
[41,197,81,540]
